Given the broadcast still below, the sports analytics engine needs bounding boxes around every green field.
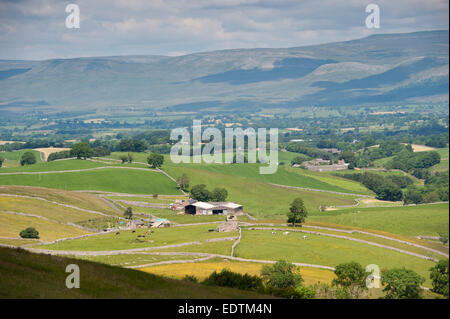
[37,224,238,251]
[0,211,92,242]
[236,229,437,286]
[71,253,201,267]
[0,168,181,195]
[309,203,449,237]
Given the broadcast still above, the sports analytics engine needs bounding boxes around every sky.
[0,0,448,60]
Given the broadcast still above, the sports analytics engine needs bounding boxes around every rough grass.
[236,229,436,286]
[0,212,92,242]
[0,186,119,215]
[309,203,449,237]
[37,224,238,251]
[154,240,234,256]
[0,168,181,195]
[0,247,272,298]
[0,196,102,223]
[139,259,336,286]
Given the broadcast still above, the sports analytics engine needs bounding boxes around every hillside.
[0,30,447,113]
[0,246,271,298]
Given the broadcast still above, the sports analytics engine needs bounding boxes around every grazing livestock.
[283,231,289,235]
[303,235,307,239]
[271,231,276,235]
[115,232,120,235]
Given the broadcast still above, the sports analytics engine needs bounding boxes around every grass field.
[140,259,336,286]
[0,211,92,242]
[0,168,181,194]
[236,229,436,286]
[154,239,234,255]
[0,247,271,298]
[37,224,238,251]
[309,203,449,237]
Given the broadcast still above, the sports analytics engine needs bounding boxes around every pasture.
[309,203,449,237]
[0,168,181,195]
[236,229,436,286]
[37,224,238,251]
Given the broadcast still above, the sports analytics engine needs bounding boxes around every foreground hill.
[0,30,447,113]
[0,246,272,298]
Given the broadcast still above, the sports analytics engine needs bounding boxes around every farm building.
[185,202,243,215]
[300,159,349,172]
[170,199,196,210]
[149,218,171,228]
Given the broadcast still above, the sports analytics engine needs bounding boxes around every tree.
[190,184,212,201]
[381,268,425,299]
[124,207,133,219]
[332,262,368,298]
[147,153,164,168]
[0,155,4,168]
[287,197,307,226]
[429,259,449,297]
[19,227,39,239]
[438,233,448,245]
[127,152,134,163]
[20,151,37,166]
[120,155,128,164]
[70,142,93,159]
[177,174,190,191]
[211,188,228,202]
[403,188,423,205]
[375,183,403,201]
[261,260,303,289]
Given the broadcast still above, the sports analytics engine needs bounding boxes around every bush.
[261,260,303,289]
[47,150,72,161]
[430,259,449,297]
[182,275,198,283]
[381,267,425,299]
[202,269,263,291]
[19,227,39,239]
[0,155,4,168]
[147,153,164,168]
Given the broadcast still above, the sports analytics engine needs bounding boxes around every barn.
[185,202,243,215]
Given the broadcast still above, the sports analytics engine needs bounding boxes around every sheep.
[271,231,276,235]
[303,235,307,239]
[283,231,289,235]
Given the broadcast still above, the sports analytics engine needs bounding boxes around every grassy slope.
[0,196,103,223]
[236,229,436,286]
[309,203,449,237]
[0,212,92,241]
[0,186,119,215]
[163,164,358,219]
[0,247,271,298]
[0,168,181,195]
[37,224,238,251]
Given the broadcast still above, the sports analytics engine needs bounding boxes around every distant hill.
[0,30,448,112]
[0,246,271,298]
